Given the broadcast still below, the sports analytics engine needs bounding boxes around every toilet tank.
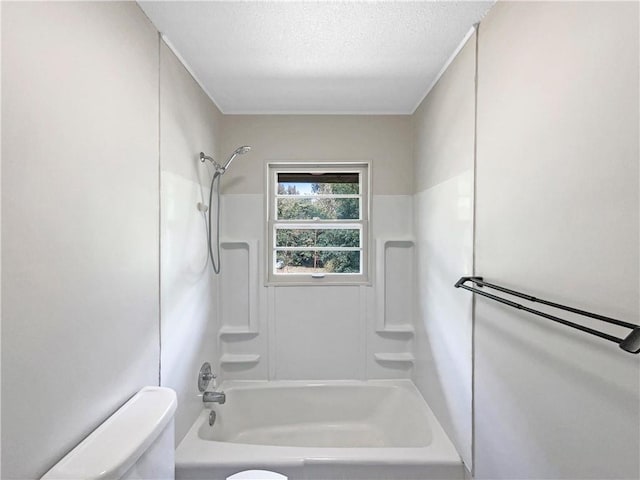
[41,386,178,480]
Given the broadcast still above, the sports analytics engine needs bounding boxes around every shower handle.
[198,362,217,392]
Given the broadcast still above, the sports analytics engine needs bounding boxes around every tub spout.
[203,391,226,404]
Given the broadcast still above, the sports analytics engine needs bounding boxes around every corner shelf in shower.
[376,324,415,335]
[218,326,258,338]
[220,354,261,365]
[374,353,415,364]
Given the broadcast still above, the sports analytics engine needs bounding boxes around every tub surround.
[217,194,415,382]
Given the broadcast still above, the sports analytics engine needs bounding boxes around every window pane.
[275,228,360,248]
[269,163,368,283]
[277,172,359,196]
[275,250,361,274]
[277,197,359,220]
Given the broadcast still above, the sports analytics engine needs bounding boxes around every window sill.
[265,279,371,287]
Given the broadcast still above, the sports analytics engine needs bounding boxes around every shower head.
[235,145,252,155]
[221,145,251,172]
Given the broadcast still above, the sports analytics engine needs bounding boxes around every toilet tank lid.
[41,386,177,480]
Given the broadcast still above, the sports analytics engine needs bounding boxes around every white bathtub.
[176,380,463,480]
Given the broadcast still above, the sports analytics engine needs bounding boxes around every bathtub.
[176,380,464,480]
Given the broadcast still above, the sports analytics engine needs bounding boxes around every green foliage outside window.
[275,182,361,273]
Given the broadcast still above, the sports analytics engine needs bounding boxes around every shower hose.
[207,171,222,274]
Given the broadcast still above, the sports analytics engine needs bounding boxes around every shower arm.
[199,152,225,174]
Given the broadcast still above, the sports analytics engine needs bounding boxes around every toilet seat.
[226,470,287,480]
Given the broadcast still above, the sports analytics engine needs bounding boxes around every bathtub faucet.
[203,391,226,404]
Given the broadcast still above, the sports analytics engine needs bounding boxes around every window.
[266,162,370,285]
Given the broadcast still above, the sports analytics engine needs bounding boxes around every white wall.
[220,115,413,196]
[0,3,4,475]
[1,3,160,478]
[474,2,639,479]
[1,2,227,474]
[217,116,415,381]
[159,40,224,444]
[412,33,476,468]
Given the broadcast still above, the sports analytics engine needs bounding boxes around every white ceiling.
[138,1,494,114]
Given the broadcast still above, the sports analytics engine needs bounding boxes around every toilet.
[227,471,287,480]
[41,386,177,480]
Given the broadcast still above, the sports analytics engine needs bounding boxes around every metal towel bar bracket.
[455,276,640,354]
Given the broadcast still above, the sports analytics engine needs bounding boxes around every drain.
[209,410,216,427]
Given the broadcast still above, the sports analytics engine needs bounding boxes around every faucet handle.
[198,362,216,392]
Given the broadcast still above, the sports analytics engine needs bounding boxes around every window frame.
[265,161,371,286]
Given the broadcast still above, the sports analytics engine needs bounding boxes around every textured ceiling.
[138,1,494,114]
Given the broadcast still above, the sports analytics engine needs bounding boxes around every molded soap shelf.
[219,327,258,338]
[220,354,261,365]
[374,353,415,364]
[376,324,415,335]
